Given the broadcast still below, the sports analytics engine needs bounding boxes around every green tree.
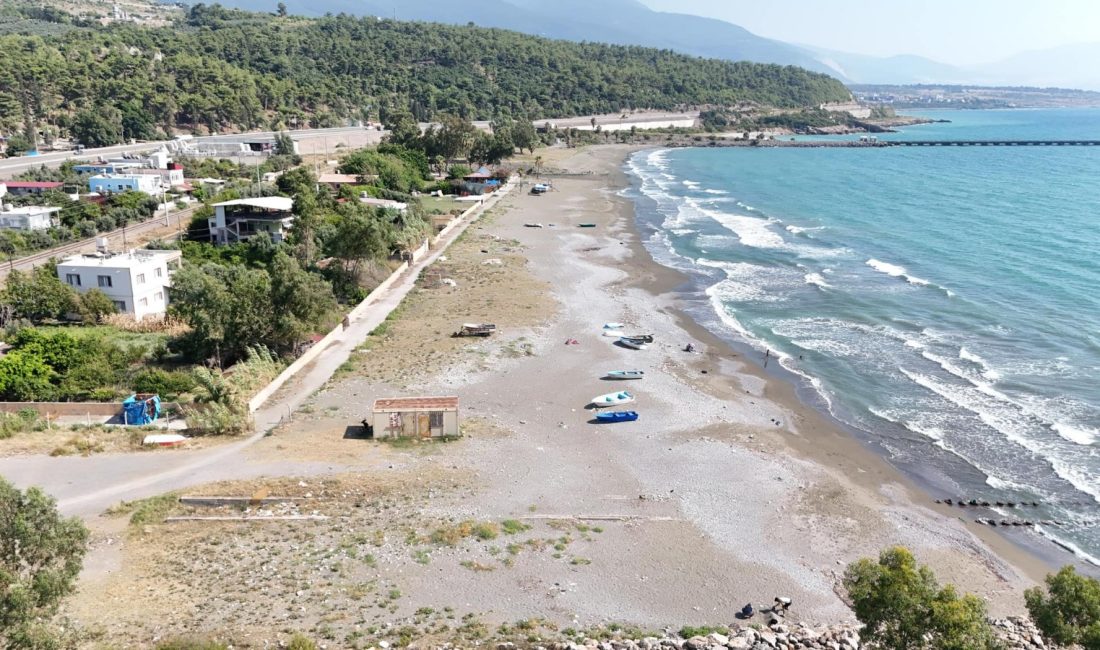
[1,265,77,322]
[843,547,998,650]
[4,133,33,157]
[0,351,55,400]
[274,131,295,156]
[268,250,336,350]
[430,115,478,162]
[78,288,118,324]
[382,108,422,149]
[276,1,288,17]
[71,106,123,147]
[1025,565,1100,649]
[0,478,88,648]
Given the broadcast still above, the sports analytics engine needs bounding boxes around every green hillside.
[0,3,851,140]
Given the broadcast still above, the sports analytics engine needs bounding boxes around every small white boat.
[143,433,188,447]
[591,391,635,407]
[603,322,625,330]
[604,370,645,380]
[618,337,648,350]
[524,223,544,228]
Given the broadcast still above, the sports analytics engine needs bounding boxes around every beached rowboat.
[143,433,188,447]
[591,391,635,407]
[623,334,654,343]
[595,411,639,423]
[578,223,596,228]
[604,370,645,380]
[617,337,648,350]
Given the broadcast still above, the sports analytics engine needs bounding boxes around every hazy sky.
[640,0,1100,65]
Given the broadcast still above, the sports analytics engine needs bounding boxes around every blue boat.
[595,410,638,423]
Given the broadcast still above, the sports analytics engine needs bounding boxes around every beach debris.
[482,258,503,266]
[440,278,457,287]
[564,338,579,345]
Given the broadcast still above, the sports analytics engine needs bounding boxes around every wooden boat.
[595,411,638,423]
[617,337,648,350]
[604,370,645,380]
[624,334,654,343]
[578,223,597,228]
[143,433,188,447]
[454,323,497,337]
[591,391,635,407]
[524,223,544,228]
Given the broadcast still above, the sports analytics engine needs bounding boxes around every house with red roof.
[1,181,64,197]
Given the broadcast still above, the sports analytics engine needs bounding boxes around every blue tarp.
[122,394,161,425]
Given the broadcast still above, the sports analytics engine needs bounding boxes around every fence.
[0,401,182,418]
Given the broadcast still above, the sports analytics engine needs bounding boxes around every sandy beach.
[65,144,1051,646]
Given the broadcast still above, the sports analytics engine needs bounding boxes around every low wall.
[0,401,182,417]
[245,179,513,414]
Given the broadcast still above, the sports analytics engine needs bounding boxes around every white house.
[57,249,182,321]
[0,205,60,231]
[209,196,295,245]
[131,167,186,188]
[88,173,162,195]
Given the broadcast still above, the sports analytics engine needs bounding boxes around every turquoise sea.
[625,109,1100,567]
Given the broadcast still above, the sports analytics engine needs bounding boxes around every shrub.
[1025,565,1100,649]
[132,368,197,400]
[843,546,997,650]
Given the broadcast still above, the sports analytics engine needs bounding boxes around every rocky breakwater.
[515,616,1049,650]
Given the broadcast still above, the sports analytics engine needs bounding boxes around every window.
[154,267,163,278]
[154,291,163,302]
[97,275,112,288]
[113,300,126,311]
[136,273,146,284]
[65,273,81,287]
[429,412,444,429]
[139,297,148,307]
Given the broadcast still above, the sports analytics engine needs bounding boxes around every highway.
[0,126,371,176]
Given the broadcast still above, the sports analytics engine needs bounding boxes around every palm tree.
[534,155,543,178]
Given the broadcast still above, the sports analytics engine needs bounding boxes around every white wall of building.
[57,250,181,320]
[0,206,60,231]
[88,174,162,195]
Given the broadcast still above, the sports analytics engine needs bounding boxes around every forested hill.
[0,3,851,139]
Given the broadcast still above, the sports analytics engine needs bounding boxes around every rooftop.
[372,396,459,412]
[0,205,60,215]
[58,249,182,270]
[213,196,294,211]
[360,197,408,211]
[318,173,361,184]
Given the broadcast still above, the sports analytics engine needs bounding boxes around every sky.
[639,0,1100,66]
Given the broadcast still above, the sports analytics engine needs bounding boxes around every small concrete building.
[57,249,182,320]
[1,181,63,196]
[0,205,60,231]
[370,396,460,439]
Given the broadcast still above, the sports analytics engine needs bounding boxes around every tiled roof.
[373,396,459,411]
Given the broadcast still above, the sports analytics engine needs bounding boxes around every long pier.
[893,140,1100,146]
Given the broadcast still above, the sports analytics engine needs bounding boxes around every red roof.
[373,396,459,412]
[2,181,63,189]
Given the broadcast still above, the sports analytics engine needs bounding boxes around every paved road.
[0,207,193,279]
[0,185,514,517]
[0,126,371,176]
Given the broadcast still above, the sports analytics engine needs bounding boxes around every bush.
[843,546,998,650]
[132,368,197,400]
[1025,565,1100,649]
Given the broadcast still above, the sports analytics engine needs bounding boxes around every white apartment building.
[0,205,60,231]
[57,249,183,320]
[88,173,163,195]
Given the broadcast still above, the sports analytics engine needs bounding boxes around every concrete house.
[0,205,61,231]
[88,173,162,195]
[57,249,182,320]
[370,396,460,439]
[1,181,64,196]
[209,196,295,245]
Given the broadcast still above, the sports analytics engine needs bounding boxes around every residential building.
[319,173,363,189]
[209,196,295,245]
[88,173,163,195]
[56,249,182,321]
[131,166,186,188]
[1,181,64,196]
[73,161,143,175]
[0,205,61,231]
[370,396,460,438]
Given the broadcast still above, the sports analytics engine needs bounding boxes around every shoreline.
[595,145,1058,583]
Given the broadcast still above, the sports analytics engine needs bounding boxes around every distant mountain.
[973,43,1100,91]
[191,0,1100,90]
